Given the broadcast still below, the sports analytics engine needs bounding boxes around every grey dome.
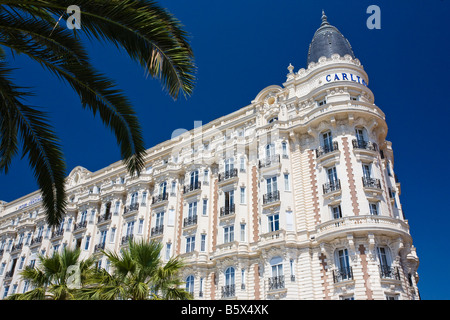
[307,11,355,65]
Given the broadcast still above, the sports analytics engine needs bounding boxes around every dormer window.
[317,98,327,106]
[268,117,278,123]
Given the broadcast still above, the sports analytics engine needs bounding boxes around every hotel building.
[0,13,420,300]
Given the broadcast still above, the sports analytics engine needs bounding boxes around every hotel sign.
[324,72,368,87]
[18,196,42,210]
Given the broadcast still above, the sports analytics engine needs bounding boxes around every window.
[327,166,338,183]
[282,142,288,158]
[369,202,379,215]
[138,219,144,234]
[317,97,326,106]
[225,267,235,287]
[224,190,234,210]
[386,161,392,176]
[126,221,135,237]
[266,143,275,158]
[89,209,95,223]
[130,192,138,205]
[240,224,246,242]
[80,210,87,223]
[224,225,234,243]
[110,228,116,243]
[268,117,278,123]
[240,157,245,172]
[268,214,280,232]
[331,205,342,219]
[18,257,25,269]
[171,181,177,195]
[190,170,199,187]
[225,158,234,172]
[321,131,333,150]
[114,201,120,215]
[362,164,371,179]
[203,170,209,183]
[201,234,206,252]
[188,202,198,218]
[165,243,172,260]
[84,236,90,250]
[186,236,195,253]
[270,256,283,278]
[336,249,351,280]
[99,230,107,246]
[240,187,246,204]
[155,212,164,228]
[202,199,208,216]
[186,275,194,295]
[266,176,278,194]
[141,191,147,205]
[355,127,366,143]
[377,247,391,268]
[159,182,167,195]
[284,174,290,191]
[0,263,5,275]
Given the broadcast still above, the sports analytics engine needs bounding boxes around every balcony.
[352,139,378,151]
[152,193,168,205]
[94,243,106,253]
[333,266,353,283]
[151,225,164,237]
[218,168,238,183]
[123,202,139,215]
[268,275,285,291]
[221,284,236,299]
[362,177,381,190]
[73,220,87,232]
[97,213,112,224]
[121,234,134,245]
[11,243,23,253]
[183,181,202,194]
[352,139,378,161]
[51,229,64,240]
[323,180,341,198]
[183,215,198,228]
[220,204,235,218]
[380,265,401,281]
[259,154,280,169]
[316,215,410,242]
[316,141,339,159]
[30,236,43,247]
[263,190,280,205]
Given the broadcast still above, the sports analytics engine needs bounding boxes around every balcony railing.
[151,225,164,237]
[218,168,238,182]
[362,177,381,189]
[97,213,112,224]
[323,179,341,194]
[220,204,235,217]
[183,181,202,194]
[352,139,378,151]
[121,234,134,245]
[333,266,353,283]
[259,154,280,168]
[124,202,139,214]
[74,220,87,231]
[316,141,339,158]
[30,236,43,246]
[380,265,400,280]
[94,243,106,252]
[51,229,64,239]
[221,284,235,298]
[263,190,280,204]
[183,214,198,227]
[11,243,23,252]
[152,192,168,205]
[268,275,285,291]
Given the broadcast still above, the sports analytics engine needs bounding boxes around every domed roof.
[307,11,355,65]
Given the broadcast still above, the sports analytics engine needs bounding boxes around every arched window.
[186,275,194,295]
[266,143,275,158]
[270,256,283,278]
[225,267,235,286]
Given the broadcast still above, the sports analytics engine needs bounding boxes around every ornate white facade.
[0,14,420,300]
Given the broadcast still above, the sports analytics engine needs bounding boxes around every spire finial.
[321,10,329,26]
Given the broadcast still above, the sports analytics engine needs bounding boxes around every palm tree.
[0,0,196,227]
[7,247,96,300]
[79,239,192,300]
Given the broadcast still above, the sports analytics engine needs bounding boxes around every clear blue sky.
[1,0,448,300]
